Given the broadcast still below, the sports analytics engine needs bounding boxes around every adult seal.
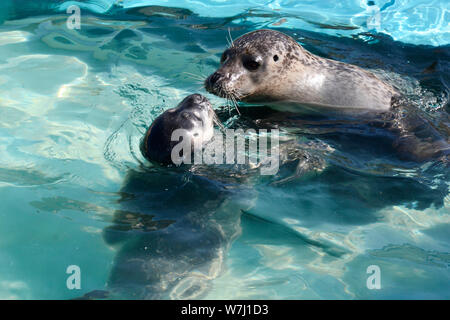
[141,93,215,165]
[205,29,449,162]
[205,29,399,113]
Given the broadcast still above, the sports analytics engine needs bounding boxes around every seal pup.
[103,94,252,299]
[101,95,329,299]
[205,29,399,113]
[141,93,216,165]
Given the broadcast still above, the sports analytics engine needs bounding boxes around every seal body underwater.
[103,167,254,299]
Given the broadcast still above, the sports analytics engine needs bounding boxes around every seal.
[205,29,399,113]
[141,94,215,165]
[205,29,449,162]
[102,106,330,300]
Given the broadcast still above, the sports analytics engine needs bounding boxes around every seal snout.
[190,93,206,102]
[181,93,211,109]
[195,93,210,106]
[207,72,222,86]
[205,72,226,96]
[183,93,204,103]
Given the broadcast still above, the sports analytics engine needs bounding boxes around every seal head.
[205,29,397,112]
[205,29,301,102]
[142,94,215,165]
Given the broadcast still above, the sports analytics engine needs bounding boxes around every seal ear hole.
[273,55,279,62]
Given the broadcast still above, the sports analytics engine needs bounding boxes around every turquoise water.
[0,0,449,299]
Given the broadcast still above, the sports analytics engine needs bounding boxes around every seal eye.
[273,55,279,62]
[243,59,260,71]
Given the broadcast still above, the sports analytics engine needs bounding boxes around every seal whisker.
[233,99,241,116]
[229,91,241,115]
[227,27,234,48]
[183,72,206,81]
[213,113,225,131]
[227,96,233,115]
[226,39,232,49]
[184,72,207,83]
[225,92,233,115]
[223,90,232,115]
[189,79,205,85]
[186,77,205,84]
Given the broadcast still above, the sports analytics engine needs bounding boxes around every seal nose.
[206,72,222,88]
[191,94,204,102]
[192,94,209,106]
[188,94,210,110]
